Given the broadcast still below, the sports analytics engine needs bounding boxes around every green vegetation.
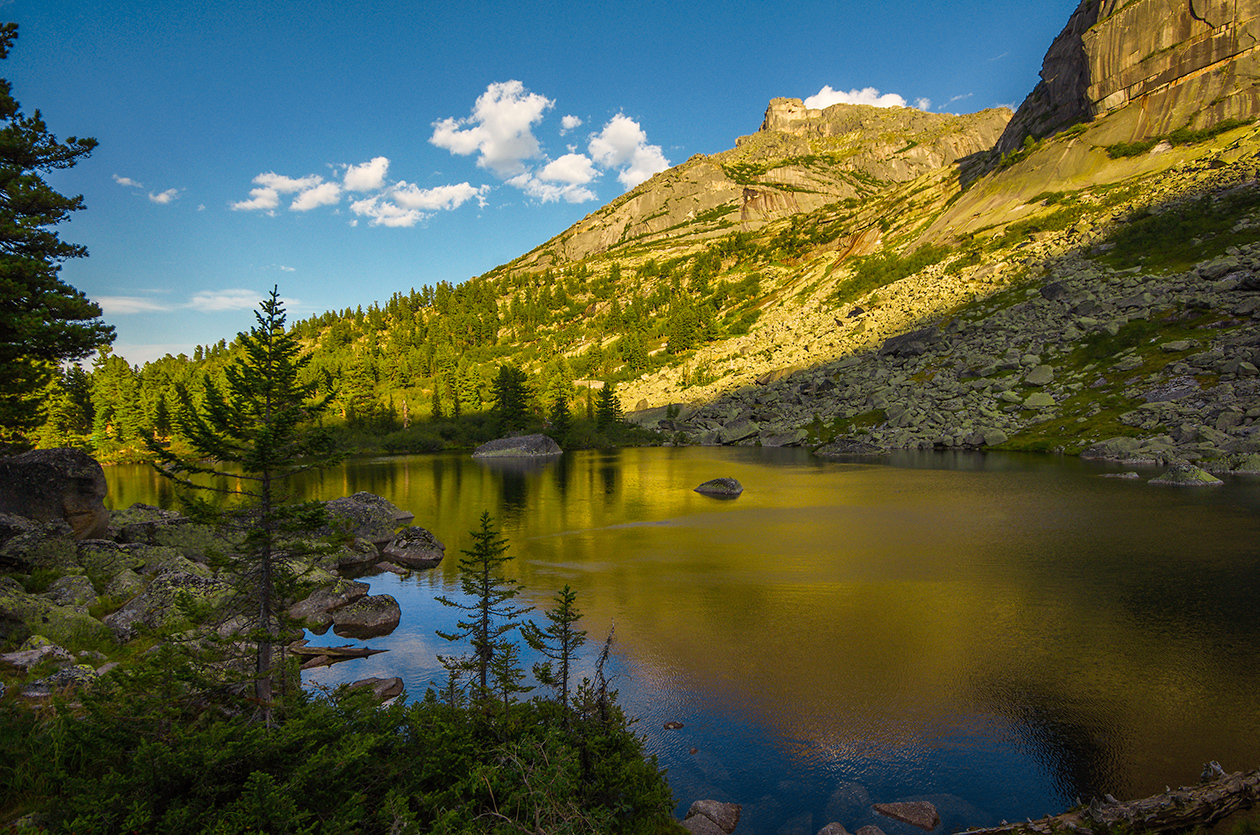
[1098,186,1260,272]
[1105,118,1255,158]
[831,244,953,308]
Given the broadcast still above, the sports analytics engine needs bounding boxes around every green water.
[104,447,1260,833]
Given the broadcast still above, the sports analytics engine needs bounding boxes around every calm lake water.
[104,448,1260,834]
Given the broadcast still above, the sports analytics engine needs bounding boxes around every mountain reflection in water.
[104,447,1260,834]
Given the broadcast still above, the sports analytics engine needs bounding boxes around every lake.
[104,447,1260,834]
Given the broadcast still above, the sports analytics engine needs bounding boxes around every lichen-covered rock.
[129,544,192,576]
[349,676,404,702]
[0,448,109,540]
[0,520,78,573]
[112,503,186,545]
[0,512,36,549]
[0,636,72,670]
[717,418,759,444]
[330,594,401,639]
[323,493,414,545]
[326,537,385,570]
[21,664,98,698]
[42,574,98,610]
[694,478,744,498]
[102,569,233,641]
[76,539,142,588]
[472,434,563,458]
[1081,437,1143,461]
[105,569,146,600]
[814,439,887,456]
[382,526,445,568]
[0,583,112,647]
[1149,464,1225,486]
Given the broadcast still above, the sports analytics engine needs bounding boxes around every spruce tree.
[149,287,341,724]
[436,511,532,698]
[596,382,623,432]
[491,363,529,434]
[522,584,587,711]
[549,394,571,446]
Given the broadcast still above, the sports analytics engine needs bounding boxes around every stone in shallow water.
[330,594,401,639]
[1148,464,1224,486]
[685,800,741,834]
[694,478,743,498]
[875,801,940,832]
[382,526,445,568]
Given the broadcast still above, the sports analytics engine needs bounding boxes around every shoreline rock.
[472,434,563,459]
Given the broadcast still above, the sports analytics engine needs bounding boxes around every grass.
[831,244,953,308]
[1105,118,1255,158]
[1098,186,1260,272]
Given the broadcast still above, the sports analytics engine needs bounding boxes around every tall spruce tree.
[596,382,623,432]
[491,363,529,434]
[0,23,113,443]
[436,511,532,698]
[150,287,341,724]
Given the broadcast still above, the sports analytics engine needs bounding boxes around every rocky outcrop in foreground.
[0,448,109,540]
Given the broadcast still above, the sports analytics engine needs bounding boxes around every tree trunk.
[963,768,1260,835]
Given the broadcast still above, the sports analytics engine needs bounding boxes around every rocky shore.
[0,449,442,700]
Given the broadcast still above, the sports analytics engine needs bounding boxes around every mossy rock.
[76,539,144,590]
[0,521,78,573]
[42,574,98,610]
[1149,464,1225,486]
[0,583,112,648]
[102,569,234,642]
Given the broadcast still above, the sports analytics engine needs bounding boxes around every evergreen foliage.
[596,382,623,432]
[148,287,343,724]
[491,363,530,435]
[522,584,587,711]
[0,23,113,443]
[436,511,533,698]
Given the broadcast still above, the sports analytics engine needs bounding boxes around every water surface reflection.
[104,448,1260,833]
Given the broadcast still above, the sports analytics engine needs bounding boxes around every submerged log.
[288,644,387,661]
[962,767,1260,835]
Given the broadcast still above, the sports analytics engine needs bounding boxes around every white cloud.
[391,181,487,211]
[915,98,933,111]
[232,187,280,212]
[97,296,172,315]
[538,153,597,186]
[430,80,553,176]
[349,181,488,227]
[507,173,596,204]
[189,288,265,312]
[946,93,974,106]
[148,188,179,204]
[290,181,342,211]
[804,86,909,109]
[113,174,142,188]
[560,114,582,134]
[278,265,296,272]
[588,114,670,191]
[254,171,323,193]
[343,156,389,191]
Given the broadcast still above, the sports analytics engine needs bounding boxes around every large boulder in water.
[322,493,414,546]
[382,526,445,568]
[683,800,741,835]
[330,594,401,639]
[694,478,743,498]
[0,448,109,540]
[1149,464,1224,486]
[472,434,562,459]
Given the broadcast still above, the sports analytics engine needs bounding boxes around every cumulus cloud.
[430,80,553,176]
[915,98,933,111]
[560,114,582,134]
[538,153,598,186]
[343,156,389,191]
[507,173,596,204]
[113,174,142,188]
[148,188,179,204]
[290,181,342,211]
[350,182,488,227]
[254,172,323,193]
[232,187,281,212]
[804,85,909,109]
[588,114,670,190]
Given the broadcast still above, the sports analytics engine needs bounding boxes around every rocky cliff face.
[997,0,1260,154]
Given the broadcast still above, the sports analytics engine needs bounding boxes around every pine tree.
[596,382,623,432]
[436,511,532,698]
[522,584,587,711]
[149,287,342,724]
[549,395,571,446]
[491,363,529,434]
[0,24,113,444]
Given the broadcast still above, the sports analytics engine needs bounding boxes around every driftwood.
[288,644,387,660]
[963,766,1260,835]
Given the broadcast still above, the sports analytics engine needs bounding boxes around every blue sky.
[11,0,1079,365]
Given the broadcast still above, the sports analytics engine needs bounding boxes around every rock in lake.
[472,433,562,458]
[330,594,401,639]
[323,493,414,546]
[1149,464,1224,486]
[694,478,743,498]
[382,526,445,568]
[683,800,742,835]
[0,448,109,540]
[349,676,404,702]
[874,801,941,832]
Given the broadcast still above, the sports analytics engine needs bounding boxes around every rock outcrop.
[0,448,109,540]
[694,477,744,498]
[330,594,402,639]
[997,0,1260,153]
[323,492,414,546]
[382,526,445,568]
